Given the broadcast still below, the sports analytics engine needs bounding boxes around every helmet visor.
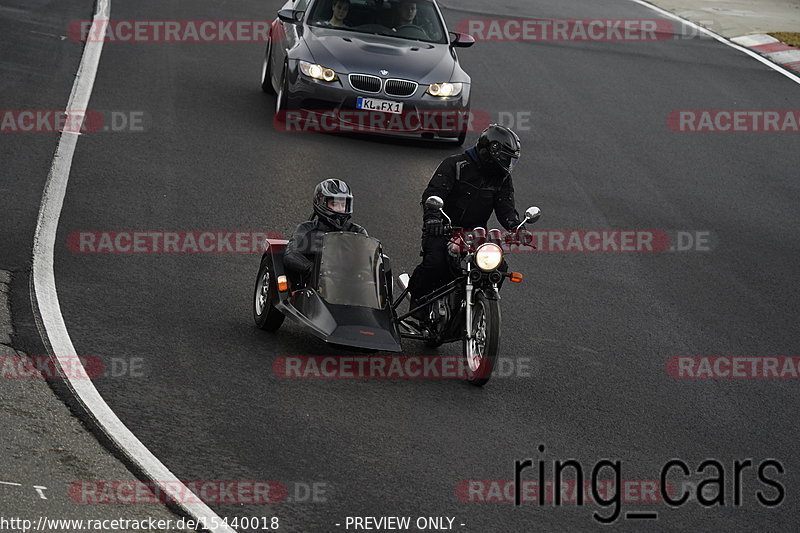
[496,150,520,173]
[326,196,353,214]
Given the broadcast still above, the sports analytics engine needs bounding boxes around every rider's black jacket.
[283,215,368,278]
[421,147,520,230]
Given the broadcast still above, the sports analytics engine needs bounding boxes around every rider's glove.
[424,217,445,237]
[517,229,535,249]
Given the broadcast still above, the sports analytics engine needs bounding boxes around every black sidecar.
[254,232,402,352]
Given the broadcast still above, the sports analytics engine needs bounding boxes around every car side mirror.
[277,9,304,24]
[449,31,475,48]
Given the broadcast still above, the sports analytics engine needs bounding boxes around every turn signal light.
[509,272,523,283]
[277,275,289,292]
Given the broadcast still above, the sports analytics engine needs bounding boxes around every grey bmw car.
[260,0,475,143]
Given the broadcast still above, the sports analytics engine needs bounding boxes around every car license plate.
[356,97,403,114]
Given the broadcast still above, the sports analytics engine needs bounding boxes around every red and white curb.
[731,34,800,74]
[632,0,800,85]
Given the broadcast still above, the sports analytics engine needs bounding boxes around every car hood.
[300,26,458,82]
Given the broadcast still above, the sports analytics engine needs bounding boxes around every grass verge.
[768,32,800,48]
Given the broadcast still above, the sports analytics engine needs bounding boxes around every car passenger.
[392,1,417,30]
[284,179,367,288]
[319,0,350,27]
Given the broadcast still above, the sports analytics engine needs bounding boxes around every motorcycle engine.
[430,297,449,331]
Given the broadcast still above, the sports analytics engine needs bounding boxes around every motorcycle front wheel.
[462,291,500,387]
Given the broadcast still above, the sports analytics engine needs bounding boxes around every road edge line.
[630,0,800,85]
[29,1,237,531]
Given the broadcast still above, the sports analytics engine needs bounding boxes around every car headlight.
[475,243,503,271]
[299,61,338,82]
[426,82,462,97]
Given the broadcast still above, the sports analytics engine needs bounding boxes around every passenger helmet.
[313,179,353,229]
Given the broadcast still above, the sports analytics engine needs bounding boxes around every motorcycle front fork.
[464,264,501,358]
[465,264,474,358]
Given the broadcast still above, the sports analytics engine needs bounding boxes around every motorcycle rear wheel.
[462,292,500,386]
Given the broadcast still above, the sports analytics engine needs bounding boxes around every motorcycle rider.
[408,124,523,312]
[284,179,367,287]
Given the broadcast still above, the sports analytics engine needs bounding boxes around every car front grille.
[348,74,382,93]
[384,79,418,97]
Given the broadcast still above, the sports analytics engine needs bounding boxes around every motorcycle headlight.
[475,243,503,271]
[299,61,338,82]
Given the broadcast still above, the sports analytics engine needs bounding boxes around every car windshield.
[307,0,447,44]
[317,232,387,309]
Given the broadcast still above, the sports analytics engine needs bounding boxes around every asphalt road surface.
[11,0,800,530]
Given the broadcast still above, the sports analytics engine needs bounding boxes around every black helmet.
[476,124,521,175]
[313,179,353,229]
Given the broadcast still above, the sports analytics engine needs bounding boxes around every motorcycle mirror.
[425,195,452,226]
[515,206,541,231]
[524,206,541,224]
[425,196,444,210]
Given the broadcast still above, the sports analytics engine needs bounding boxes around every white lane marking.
[29,0,237,531]
[0,481,22,487]
[630,0,800,85]
[33,486,48,500]
[731,34,779,47]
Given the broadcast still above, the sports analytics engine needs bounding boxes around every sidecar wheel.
[254,257,285,331]
[462,292,500,387]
